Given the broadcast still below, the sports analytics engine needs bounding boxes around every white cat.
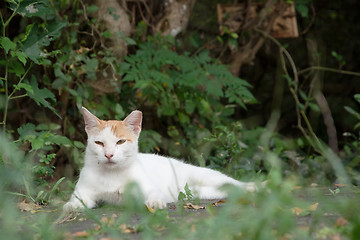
[63,107,256,212]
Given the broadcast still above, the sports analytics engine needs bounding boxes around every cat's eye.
[95,141,104,147]
[117,139,126,145]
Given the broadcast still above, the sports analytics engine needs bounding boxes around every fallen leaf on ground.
[145,204,155,213]
[334,184,349,188]
[16,200,42,212]
[335,217,348,227]
[212,199,227,207]
[119,224,137,233]
[309,202,319,211]
[291,202,319,216]
[73,231,90,237]
[191,224,196,233]
[331,233,341,240]
[100,215,115,226]
[58,212,80,224]
[291,207,305,216]
[184,203,205,210]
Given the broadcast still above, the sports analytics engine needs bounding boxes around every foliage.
[0,0,360,239]
[120,35,255,160]
[0,0,83,195]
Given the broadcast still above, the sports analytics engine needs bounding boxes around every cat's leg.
[63,187,97,212]
[144,190,167,209]
[132,176,167,209]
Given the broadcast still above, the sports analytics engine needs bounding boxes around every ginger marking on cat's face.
[82,107,142,167]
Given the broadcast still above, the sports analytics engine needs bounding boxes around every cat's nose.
[105,153,114,160]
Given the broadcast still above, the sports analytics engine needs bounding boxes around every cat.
[63,107,257,212]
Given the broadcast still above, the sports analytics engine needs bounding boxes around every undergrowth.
[1,0,360,239]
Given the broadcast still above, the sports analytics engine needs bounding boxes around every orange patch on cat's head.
[97,120,135,142]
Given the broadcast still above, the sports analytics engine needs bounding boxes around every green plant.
[119,35,255,160]
[16,122,82,185]
[0,0,67,133]
[9,176,65,205]
[177,183,193,202]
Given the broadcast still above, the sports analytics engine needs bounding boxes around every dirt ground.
[22,186,358,239]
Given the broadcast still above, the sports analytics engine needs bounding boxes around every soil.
[22,186,359,239]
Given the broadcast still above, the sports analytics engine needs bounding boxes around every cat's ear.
[82,107,101,133]
[124,110,142,136]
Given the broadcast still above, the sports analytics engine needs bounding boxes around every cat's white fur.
[63,107,256,211]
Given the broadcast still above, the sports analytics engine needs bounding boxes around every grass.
[1,134,360,239]
[2,179,360,240]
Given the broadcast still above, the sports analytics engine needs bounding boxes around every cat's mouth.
[105,160,116,165]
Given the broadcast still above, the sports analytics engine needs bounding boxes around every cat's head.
[82,107,142,168]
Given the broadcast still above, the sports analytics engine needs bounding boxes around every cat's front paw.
[63,200,84,213]
[63,196,96,213]
[145,199,167,209]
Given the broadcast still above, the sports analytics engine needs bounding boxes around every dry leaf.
[191,224,196,233]
[291,202,319,215]
[309,202,319,211]
[184,203,205,210]
[291,207,305,216]
[58,212,79,224]
[145,204,155,213]
[334,184,348,188]
[331,233,341,240]
[100,216,114,226]
[212,199,227,207]
[16,200,41,212]
[335,217,348,227]
[73,231,90,237]
[119,224,136,234]
[64,232,73,240]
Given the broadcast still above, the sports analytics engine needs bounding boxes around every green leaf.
[31,137,45,150]
[102,30,112,38]
[8,60,25,76]
[299,90,308,101]
[184,183,193,200]
[345,106,360,120]
[21,20,68,63]
[15,51,27,65]
[178,112,190,124]
[18,123,37,139]
[13,82,33,94]
[35,123,61,131]
[47,135,72,147]
[15,0,56,19]
[308,103,320,112]
[354,94,360,103]
[27,76,61,118]
[185,99,196,114]
[0,37,16,54]
[73,141,85,149]
[86,5,99,13]
[296,4,309,18]
[125,37,137,46]
[200,99,211,114]
[178,191,186,201]
[206,78,223,98]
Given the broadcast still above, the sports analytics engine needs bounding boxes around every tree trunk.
[156,0,196,37]
[96,0,131,59]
